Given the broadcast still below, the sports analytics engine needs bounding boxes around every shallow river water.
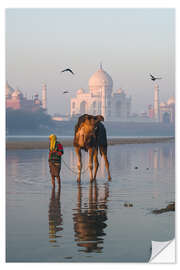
[6,142,175,262]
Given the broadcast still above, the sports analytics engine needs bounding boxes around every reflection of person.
[48,134,64,186]
[73,182,109,253]
[48,185,63,243]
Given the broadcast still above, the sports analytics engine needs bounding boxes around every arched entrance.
[92,101,96,115]
[80,101,87,114]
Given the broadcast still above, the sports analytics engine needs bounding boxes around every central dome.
[88,64,113,94]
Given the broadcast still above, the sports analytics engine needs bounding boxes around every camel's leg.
[93,147,99,181]
[75,147,82,182]
[93,180,98,203]
[88,148,94,182]
[102,152,112,181]
[104,182,109,201]
[77,183,82,210]
[88,182,93,213]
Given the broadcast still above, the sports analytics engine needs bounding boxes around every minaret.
[42,83,47,110]
[154,83,160,122]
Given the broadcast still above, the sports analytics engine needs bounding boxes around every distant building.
[70,64,131,121]
[153,83,160,122]
[147,83,175,123]
[148,96,175,123]
[159,97,175,123]
[42,83,47,110]
[6,82,47,112]
[152,83,175,123]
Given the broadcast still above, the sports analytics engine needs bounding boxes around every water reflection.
[73,182,109,253]
[108,142,175,175]
[48,185,63,244]
[148,143,174,169]
[6,142,175,183]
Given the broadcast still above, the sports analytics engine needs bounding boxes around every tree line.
[6,109,55,132]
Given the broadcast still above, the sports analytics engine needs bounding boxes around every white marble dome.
[88,64,113,93]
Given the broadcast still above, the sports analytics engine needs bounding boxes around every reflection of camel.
[73,182,109,253]
[73,114,111,182]
[48,185,63,243]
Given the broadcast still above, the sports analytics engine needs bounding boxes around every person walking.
[49,134,64,186]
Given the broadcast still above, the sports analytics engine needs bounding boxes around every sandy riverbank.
[6,137,174,150]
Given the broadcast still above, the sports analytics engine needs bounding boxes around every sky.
[6,8,175,115]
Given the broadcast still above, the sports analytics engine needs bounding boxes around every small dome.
[11,88,23,98]
[88,64,113,94]
[6,82,14,96]
[167,96,175,105]
[116,88,124,94]
[77,88,84,95]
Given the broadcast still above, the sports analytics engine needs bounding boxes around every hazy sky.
[6,8,175,115]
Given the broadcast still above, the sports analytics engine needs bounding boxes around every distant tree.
[6,109,55,132]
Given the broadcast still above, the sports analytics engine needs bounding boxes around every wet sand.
[6,136,174,150]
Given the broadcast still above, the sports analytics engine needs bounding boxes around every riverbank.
[6,137,174,150]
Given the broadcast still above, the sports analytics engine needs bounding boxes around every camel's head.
[74,114,104,150]
[82,114,104,129]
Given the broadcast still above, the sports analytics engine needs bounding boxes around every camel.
[73,114,111,182]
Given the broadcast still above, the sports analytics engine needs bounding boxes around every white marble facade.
[70,64,131,121]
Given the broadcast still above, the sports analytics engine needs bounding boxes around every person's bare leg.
[57,176,61,185]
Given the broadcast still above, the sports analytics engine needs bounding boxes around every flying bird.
[149,73,162,81]
[61,68,75,75]
[62,90,70,94]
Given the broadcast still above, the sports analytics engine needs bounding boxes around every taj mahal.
[6,64,175,123]
[70,64,132,121]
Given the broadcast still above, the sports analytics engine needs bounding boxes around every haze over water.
[6,142,175,262]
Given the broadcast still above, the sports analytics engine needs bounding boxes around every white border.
[1,0,179,268]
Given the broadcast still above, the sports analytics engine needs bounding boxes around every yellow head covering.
[49,134,57,151]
